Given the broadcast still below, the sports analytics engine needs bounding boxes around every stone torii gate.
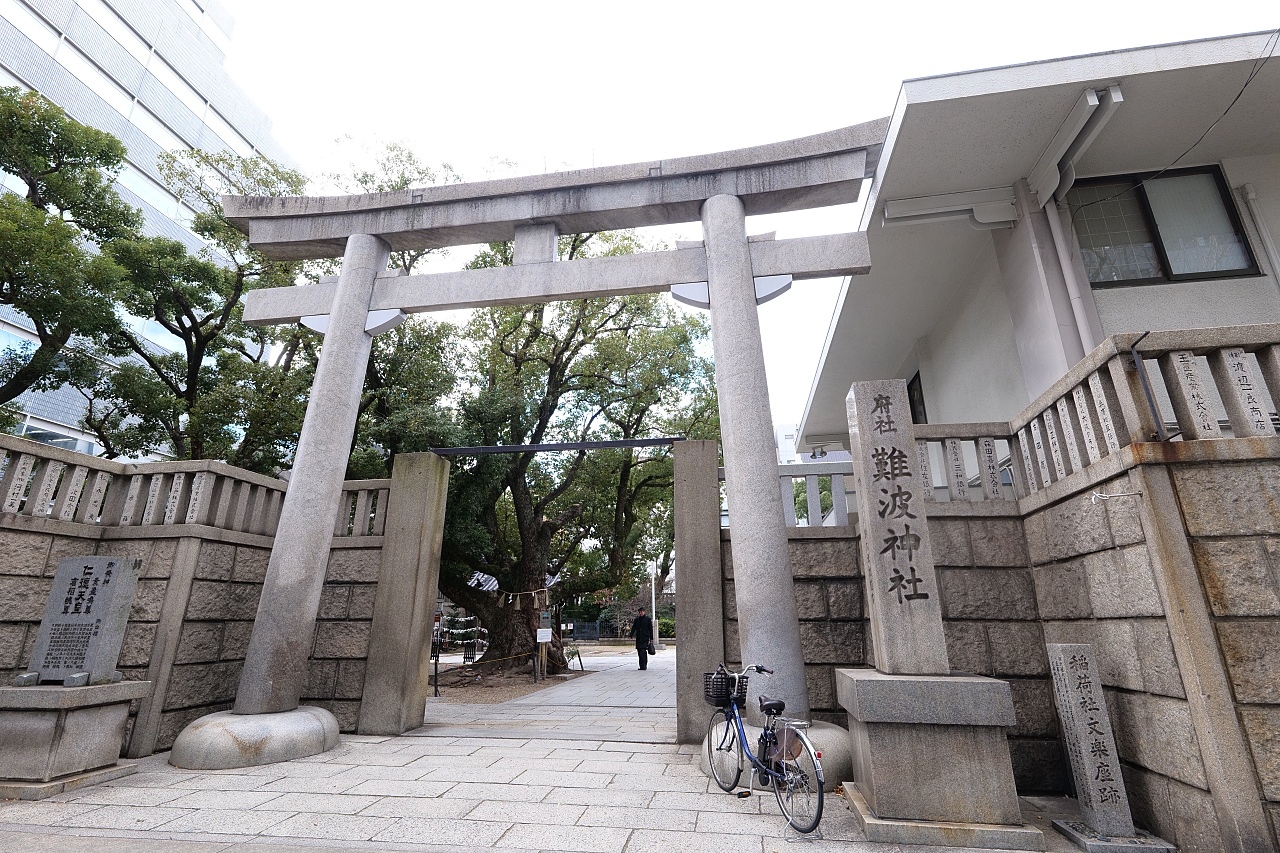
[171,120,884,767]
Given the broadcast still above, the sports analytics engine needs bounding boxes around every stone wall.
[722,518,1066,793]
[1174,460,1280,850]
[0,521,387,756]
[1024,470,1204,838]
[933,512,1064,793]
[721,528,863,727]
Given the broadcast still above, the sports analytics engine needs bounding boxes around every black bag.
[647,642,656,655]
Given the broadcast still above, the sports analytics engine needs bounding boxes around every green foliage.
[63,150,316,469]
[0,87,139,405]
[0,87,139,241]
[793,476,834,523]
[425,229,717,665]
[657,616,675,638]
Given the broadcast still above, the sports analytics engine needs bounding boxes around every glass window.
[0,63,24,88]
[117,164,178,218]
[1,0,60,55]
[1066,167,1257,285]
[76,0,151,65]
[1144,172,1252,276]
[54,40,134,117]
[907,371,927,425]
[146,54,206,118]
[204,107,255,158]
[1067,179,1162,282]
[129,101,187,152]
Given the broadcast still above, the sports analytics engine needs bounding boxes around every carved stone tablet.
[846,380,949,675]
[28,557,141,685]
[1047,643,1134,837]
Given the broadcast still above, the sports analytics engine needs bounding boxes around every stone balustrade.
[0,434,387,540]
[333,480,391,537]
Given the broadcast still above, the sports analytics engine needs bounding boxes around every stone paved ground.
[0,650,1079,852]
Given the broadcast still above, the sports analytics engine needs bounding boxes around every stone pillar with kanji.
[835,380,1043,851]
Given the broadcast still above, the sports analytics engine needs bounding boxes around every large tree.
[433,232,716,670]
[0,87,139,406]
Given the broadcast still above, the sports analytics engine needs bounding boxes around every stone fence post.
[358,452,450,735]
[673,440,723,743]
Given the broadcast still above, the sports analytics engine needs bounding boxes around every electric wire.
[1067,27,1280,223]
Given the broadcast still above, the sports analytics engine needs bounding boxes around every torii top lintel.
[236,119,886,326]
[227,120,886,259]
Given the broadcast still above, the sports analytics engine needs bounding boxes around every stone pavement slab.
[0,648,1085,853]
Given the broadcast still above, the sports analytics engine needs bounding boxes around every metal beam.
[243,231,870,325]
[429,437,683,455]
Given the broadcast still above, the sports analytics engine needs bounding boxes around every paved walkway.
[415,647,675,743]
[0,649,1081,852]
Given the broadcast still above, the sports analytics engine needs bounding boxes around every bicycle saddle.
[759,695,785,716]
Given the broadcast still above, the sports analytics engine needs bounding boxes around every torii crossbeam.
[172,119,886,768]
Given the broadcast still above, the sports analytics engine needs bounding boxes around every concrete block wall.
[1174,460,1280,848]
[720,528,863,727]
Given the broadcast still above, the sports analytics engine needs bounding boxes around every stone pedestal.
[837,669,1024,825]
[0,680,151,799]
[169,707,339,770]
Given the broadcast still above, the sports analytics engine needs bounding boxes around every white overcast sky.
[214,0,1277,430]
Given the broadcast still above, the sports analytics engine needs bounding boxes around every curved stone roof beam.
[223,119,889,261]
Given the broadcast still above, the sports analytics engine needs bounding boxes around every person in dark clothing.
[631,607,654,670]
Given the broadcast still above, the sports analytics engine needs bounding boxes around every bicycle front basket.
[703,672,748,707]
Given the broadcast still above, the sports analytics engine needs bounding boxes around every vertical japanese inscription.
[28,556,142,684]
[977,437,1003,500]
[1161,350,1221,439]
[845,380,950,675]
[1046,643,1135,837]
[1210,347,1274,437]
[1072,385,1102,464]
[943,438,968,501]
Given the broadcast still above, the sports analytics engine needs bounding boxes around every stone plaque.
[1046,643,1134,837]
[1159,350,1221,439]
[28,557,141,685]
[1209,346,1274,437]
[1072,386,1102,464]
[846,380,949,675]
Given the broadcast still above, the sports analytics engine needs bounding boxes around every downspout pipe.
[1045,199,1096,355]
[1243,184,1280,297]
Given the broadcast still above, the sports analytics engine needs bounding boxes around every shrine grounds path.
[0,649,1080,852]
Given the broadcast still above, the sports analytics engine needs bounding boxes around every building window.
[907,372,927,424]
[1065,166,1258,285]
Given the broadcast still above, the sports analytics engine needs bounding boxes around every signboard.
[536,628,553,643]
[539,610,551,629]
[28,556,141,685]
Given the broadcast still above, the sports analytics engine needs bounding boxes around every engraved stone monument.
[0,556,150,799]
[835,379,1042,851]
[21,556,141,686]
[1047,644,1174,852]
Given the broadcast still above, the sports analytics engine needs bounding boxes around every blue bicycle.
[704,663,824,833]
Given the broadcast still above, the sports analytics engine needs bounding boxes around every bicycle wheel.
[772,724,823,833]
[706,709,742,792]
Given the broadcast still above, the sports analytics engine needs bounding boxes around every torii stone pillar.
[170,234,392,768]
[702,194,809,721]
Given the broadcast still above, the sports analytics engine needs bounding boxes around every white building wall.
[1091,153,1280,336]
[916,240,1031,424]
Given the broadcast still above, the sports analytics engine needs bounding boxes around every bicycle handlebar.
[717,663,773,677]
